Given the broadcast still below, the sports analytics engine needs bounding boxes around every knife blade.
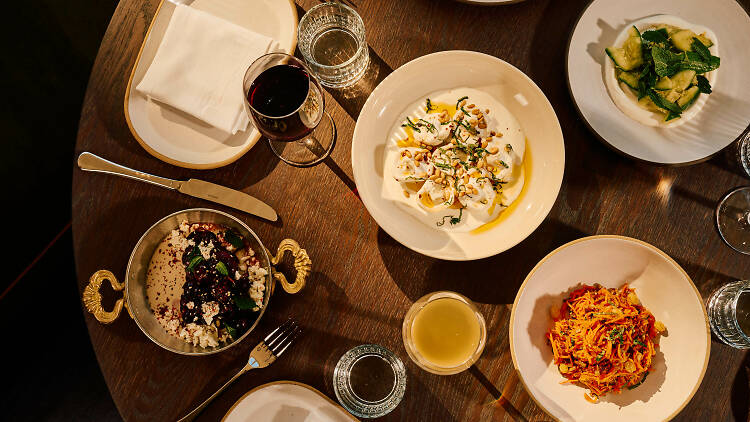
[77,152,277,222]
[178,179,277,222]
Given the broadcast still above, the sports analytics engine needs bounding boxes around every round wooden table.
[73,0,750,420]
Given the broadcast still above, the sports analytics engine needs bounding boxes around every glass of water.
[298,2,369,88]
[706,280,750,349]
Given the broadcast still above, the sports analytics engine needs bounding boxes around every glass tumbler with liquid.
[707,280,750,349]
[297,2,369,88]
[402,291,487,375]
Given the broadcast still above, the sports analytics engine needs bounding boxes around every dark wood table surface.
[72,0,750,420]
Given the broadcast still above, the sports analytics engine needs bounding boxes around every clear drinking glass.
[333,344,407,419]
[402,291,487,375]
[243,53,336,167]
[298,2,369,88]
[706,280,750,349]
[715,186,750,254]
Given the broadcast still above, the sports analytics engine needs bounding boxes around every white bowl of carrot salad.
[510,235,709,422]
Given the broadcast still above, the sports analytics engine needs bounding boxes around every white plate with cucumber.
[568,0,750,164]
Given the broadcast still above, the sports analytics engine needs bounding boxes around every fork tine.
[264,318,293,343]
[266,320,297,349]
[272,326,301,357]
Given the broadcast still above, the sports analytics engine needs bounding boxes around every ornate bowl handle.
[268,239,312,294]
[82,270,132,323]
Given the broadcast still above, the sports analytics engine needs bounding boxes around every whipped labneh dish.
[145,220,267,348]
[604,15,720,128]
[388,89,526,232]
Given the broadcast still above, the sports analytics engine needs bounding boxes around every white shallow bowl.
[510,236,710,422]
[222,381,356,421]
[568,0,750,164]
[124,0,297,169]
[351,50,565,260]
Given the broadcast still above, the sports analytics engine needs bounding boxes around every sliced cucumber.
[638,96,665,113]
[661,89,682,103]
[696,33,713,48]
[606,27,643,71]
[618,71,640,90]
[654,76,673,90]
[677,86,701,109]
[671,70,696,91]
[671,30,714,52]
[671,30,697,51]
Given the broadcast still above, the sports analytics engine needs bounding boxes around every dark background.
[1,1,121,420]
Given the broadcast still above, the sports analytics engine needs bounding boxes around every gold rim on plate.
[220,380,357,421]
[123,0,298,170]
[508,235,710,422]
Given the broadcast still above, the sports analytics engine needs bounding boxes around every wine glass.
[243,53,336,167]
[716,131,750,254]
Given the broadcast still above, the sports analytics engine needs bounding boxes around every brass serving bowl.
[82,208,311,355]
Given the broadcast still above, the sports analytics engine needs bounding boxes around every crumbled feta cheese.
[179,323,219,348]
[201,301,220,325]
[198,241,214,260]
[247,264,268,308]
[186,301,194,310]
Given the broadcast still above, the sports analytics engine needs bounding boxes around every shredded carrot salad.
[546,284,665,402]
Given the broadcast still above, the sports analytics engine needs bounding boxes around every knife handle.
[77,152,182,190]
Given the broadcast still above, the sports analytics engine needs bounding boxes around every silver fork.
[177,319,301,422]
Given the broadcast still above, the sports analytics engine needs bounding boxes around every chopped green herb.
[436,208,464,227]
[609,327,624,343]
[647,89,682,114]
[401,117,421,132]
[215,261,229,276]
[186,255,203,272]
[233,294,255,310]
[425,98,436,112]
[690,38,711,61]
[628,372,649,390]
[455,95,469,109]
[417,118,437,133]
[696,75,712,94]
[641,28,669,45]
[223,322,238,339]
[224,230,244,249]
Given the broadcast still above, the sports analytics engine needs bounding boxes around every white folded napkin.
[136,4,279,134]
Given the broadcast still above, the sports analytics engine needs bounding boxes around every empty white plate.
[568,0,750,164]
[351,50,565,261]
[222,381,356,422]
[125,0,297,169]
[510,236,710,422]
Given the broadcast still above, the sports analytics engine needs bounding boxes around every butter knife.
[77,152,277,222]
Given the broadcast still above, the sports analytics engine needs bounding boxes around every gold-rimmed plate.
[510,235,710,421]
[222,381,356,421]
[124,0,297,169]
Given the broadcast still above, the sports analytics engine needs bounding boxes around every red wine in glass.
[247,63,323,142]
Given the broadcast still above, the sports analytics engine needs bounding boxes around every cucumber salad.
[604,16,719,126]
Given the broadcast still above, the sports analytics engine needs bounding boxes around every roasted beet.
[176,225,260,341]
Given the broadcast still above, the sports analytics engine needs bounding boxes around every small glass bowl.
[402,291,487,375]
[333,344,406,418]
